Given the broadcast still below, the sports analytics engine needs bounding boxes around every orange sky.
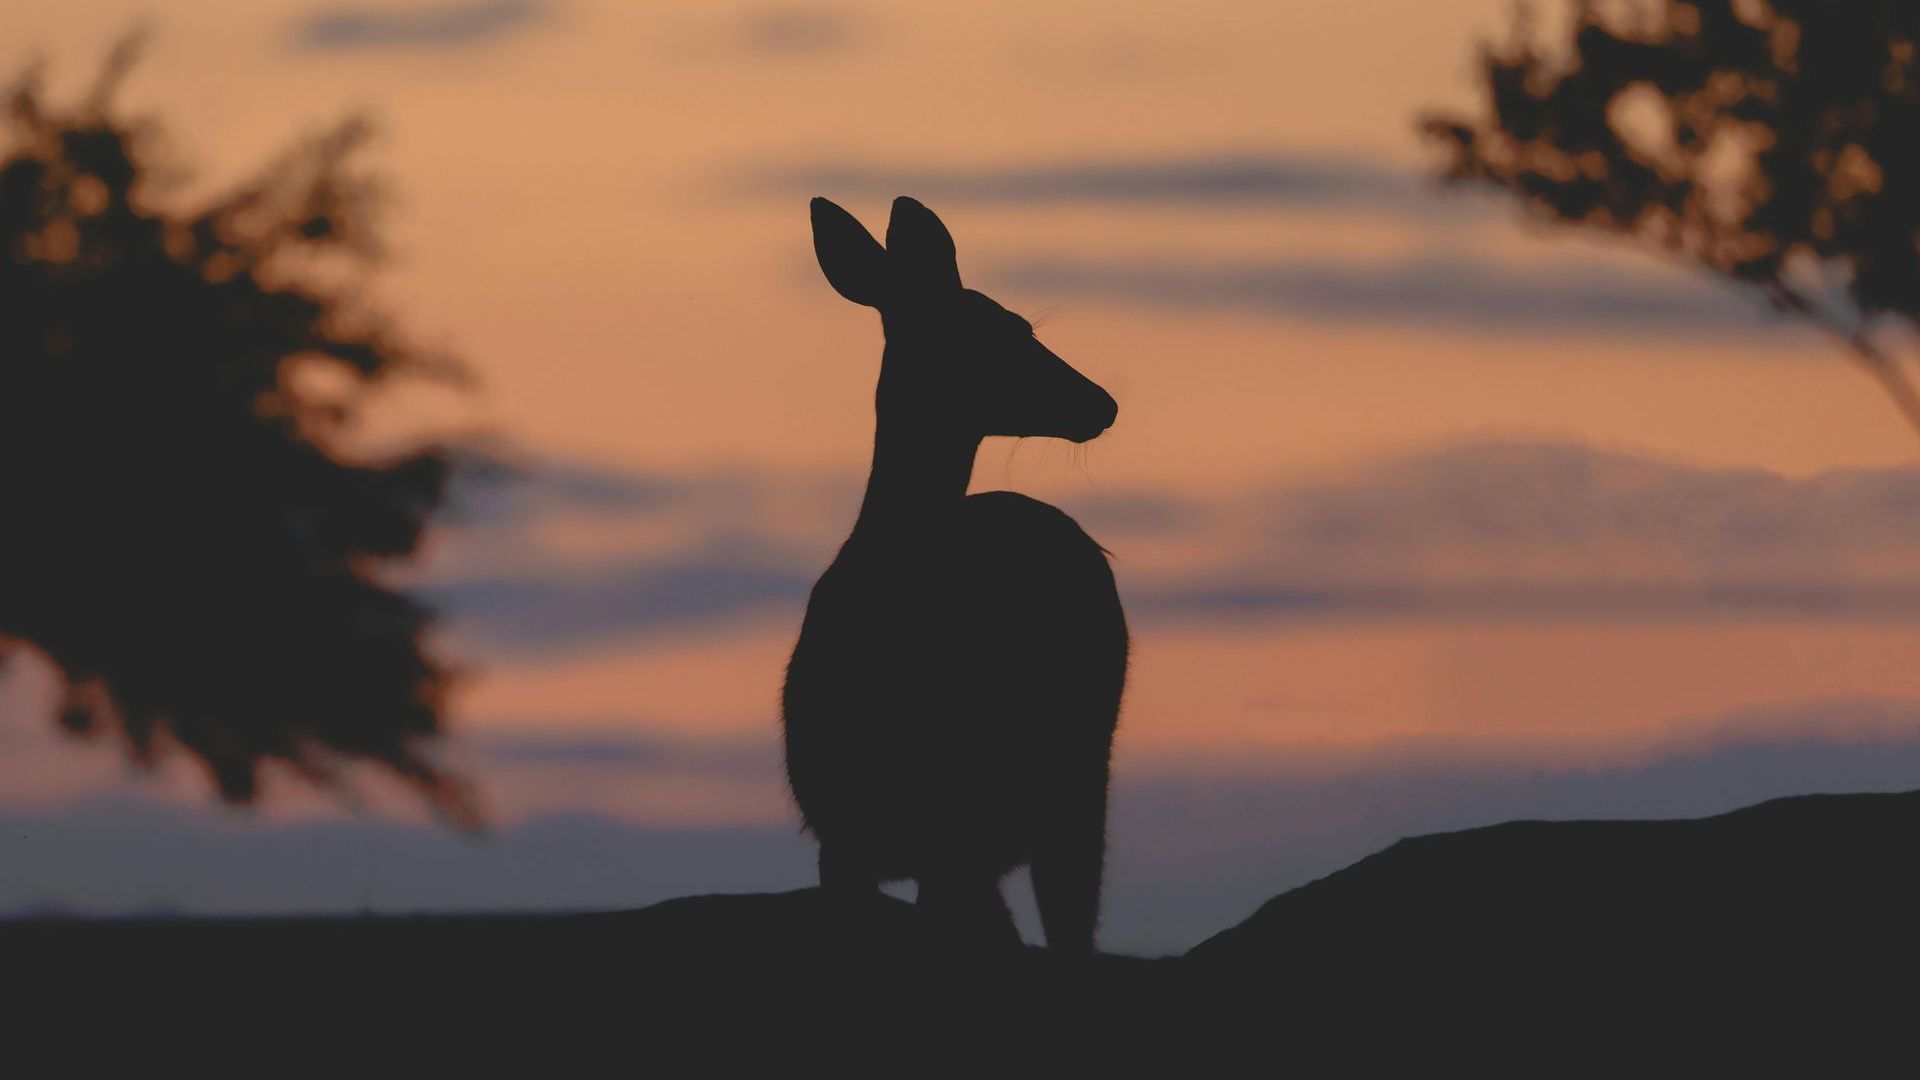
[5,0,1920,837]
[9,0,1914,479]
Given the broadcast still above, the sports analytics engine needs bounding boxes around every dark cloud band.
[992,253,1774,336]
[746,154,1432,214]
[295,0,550,51]
[425,441,1920,656]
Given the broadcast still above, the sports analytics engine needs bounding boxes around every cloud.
[748,153,1440,215]
[1134,440,1920,620]
[745,152,1811,338]
[1131,580,1920,621]
[422,440,1920,657]
[294,0,551,51]
[422,451,854,651]
[467,730,777,774]
[991,252,1777,337]
[739,7,860,56]
[426,545,815,654]
[1064,490,1209,535]
[10,700,1919,953]
[442,449,689,528]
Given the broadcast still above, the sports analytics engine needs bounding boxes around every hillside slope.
[1188,790,1920,988]
[7,791,1917,1069]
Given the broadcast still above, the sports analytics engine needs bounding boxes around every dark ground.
[7,790,1918,1073]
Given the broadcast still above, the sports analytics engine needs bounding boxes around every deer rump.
[783,491,1128,882]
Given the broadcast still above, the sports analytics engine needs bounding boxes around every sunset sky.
[6,0,1920,953]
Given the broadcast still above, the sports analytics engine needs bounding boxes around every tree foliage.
[0,42,475,822]
[1424,0,1920,429]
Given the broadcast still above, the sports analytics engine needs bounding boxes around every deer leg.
[911,872,1024,1006]
[1030,749,1111,990]
[814,839,891,1056]
[818,839,883,972]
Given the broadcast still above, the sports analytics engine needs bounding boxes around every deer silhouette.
[783,196,1129,990]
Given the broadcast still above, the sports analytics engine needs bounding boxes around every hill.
[6,791,1916,1070]
[1188,789,1920,986]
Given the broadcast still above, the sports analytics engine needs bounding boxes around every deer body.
[782,197,1128,974]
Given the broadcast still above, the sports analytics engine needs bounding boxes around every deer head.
[811,196,1118,445]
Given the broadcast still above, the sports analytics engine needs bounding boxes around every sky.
[5,0,1920,954]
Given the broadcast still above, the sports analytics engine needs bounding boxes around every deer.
[782,195,1129,998]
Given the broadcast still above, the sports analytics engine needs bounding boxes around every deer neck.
[851,350,978,540]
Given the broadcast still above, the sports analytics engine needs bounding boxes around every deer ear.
[886,196,962,292]
[811,198,890,307]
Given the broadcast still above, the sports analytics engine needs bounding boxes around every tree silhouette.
[1424,0,1920,432]
[0,42,476,823]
